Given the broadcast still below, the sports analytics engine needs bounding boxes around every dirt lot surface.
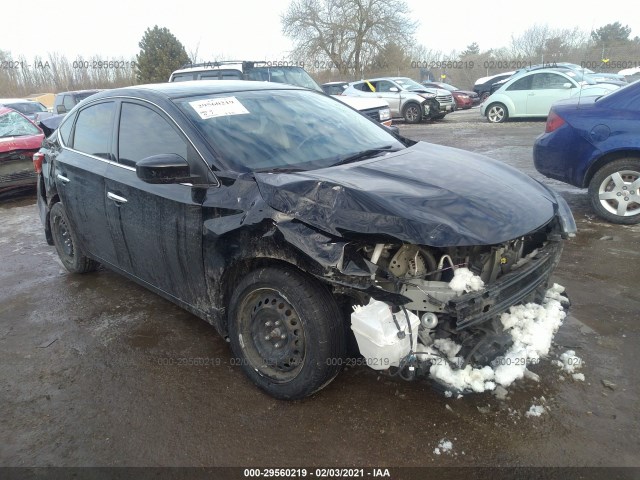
[1,108,638,473]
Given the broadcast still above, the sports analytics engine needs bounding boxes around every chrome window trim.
[57,95,220,186]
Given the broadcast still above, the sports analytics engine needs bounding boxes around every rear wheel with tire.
[486,103,508,123]
[588,158,640,224]
[228,267,346,400]
[50,202,99,273]
[402,103,422,124]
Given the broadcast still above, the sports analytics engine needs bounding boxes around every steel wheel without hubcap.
[486,103,507,123]
[589,160,640,224]
[237,288,306,380]
[228,267,345,399]
[54,215,74,258]
[49,202,99,273]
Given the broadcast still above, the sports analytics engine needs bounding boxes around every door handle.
[107,192,128,204]
[56,173,70,184]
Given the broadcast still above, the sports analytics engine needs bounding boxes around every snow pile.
[525,405,546,417]
[554,350,583,373]
[421,284,568,394]
[572,373,585,381]
[449,268,485,293]
[433,438,453,455]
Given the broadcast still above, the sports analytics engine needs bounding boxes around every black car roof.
[89,80,302,102]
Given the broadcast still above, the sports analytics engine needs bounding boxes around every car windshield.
[246,67,323,92]
[5,102,47,116]
[0,110,41,137]
[393,78,427,91]
[176,89,403,172]
[563,70,596,85]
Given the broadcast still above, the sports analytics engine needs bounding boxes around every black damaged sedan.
[37,81,576,399]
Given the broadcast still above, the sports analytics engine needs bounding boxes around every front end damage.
[309,215,572,393]
[252,143,576,393]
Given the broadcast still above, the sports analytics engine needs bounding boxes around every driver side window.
[117,102,188,168]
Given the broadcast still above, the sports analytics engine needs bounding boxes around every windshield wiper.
[331,146,399,167]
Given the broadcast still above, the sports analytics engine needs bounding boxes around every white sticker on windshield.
[189,97,249,119]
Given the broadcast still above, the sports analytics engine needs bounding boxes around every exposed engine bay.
[347,219,567,386]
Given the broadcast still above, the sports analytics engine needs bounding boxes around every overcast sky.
[4,0,639,61]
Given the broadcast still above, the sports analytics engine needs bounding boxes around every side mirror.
[389,87,399,92]
[563,83,573,89]
[56,105,67,114]
[136,154,192,184]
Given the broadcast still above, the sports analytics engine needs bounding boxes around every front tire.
[228,267,346,400]
[588,158,640,224]
[50,202,99,273]
[486,103,508,123]
[402,103,423,124]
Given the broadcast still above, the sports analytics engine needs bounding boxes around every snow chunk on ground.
[572,373,585,381]
[434,438,453,455]
[430,362,496,393]
[525,405,546,417]
[449,268,485,293]
[425,284,568,393]
[554,350,583,373]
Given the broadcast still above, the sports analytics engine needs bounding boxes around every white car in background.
[342,77,455,123]
[481,69,619,123]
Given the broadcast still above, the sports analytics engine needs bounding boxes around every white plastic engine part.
[351,300,420,370]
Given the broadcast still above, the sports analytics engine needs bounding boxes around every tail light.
[545,111,565,133]
[33,152,44,173]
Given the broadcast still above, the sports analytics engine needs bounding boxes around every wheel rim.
[54,215,74,258]
[487,105,504,122]
[237,288,306,382]
[405,106,419,122]
[597,170,640,217]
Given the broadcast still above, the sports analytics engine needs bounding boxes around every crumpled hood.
[255,142,558,246]
[0,134,44,154]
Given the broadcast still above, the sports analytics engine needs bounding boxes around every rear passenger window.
[506,76,532,91]
[118,102,188,168]
[72,102,115,160]
[58,113,75,146]
[63,95,75,110]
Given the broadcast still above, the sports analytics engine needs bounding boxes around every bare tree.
[281,0,417,77]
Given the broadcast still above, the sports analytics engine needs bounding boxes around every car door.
[53,101,120,265]
[526,73,573,116]
[371,80,402,116]
[504,75,532,117]
[348,81,401,115]
[104,100,209,308]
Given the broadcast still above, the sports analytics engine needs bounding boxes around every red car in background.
[422,81,481,109]
[0,106,45,195]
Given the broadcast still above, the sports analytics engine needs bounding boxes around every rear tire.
[50,202,99,273]
[588,158,640,224]
[228,266,346,400]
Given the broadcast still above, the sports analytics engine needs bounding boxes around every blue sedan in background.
[534,81,640,224]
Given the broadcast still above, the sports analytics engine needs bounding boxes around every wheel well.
[43,193,61,246]
[402,101,421,113]
[582,150,640,188]
[217,257,335,335]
